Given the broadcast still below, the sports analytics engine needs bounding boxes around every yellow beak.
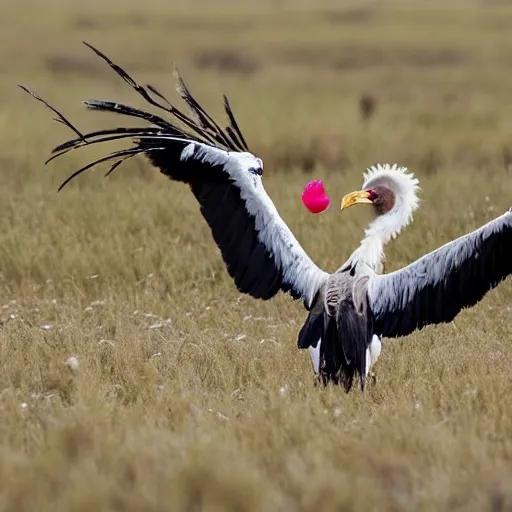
[340,190,373,211]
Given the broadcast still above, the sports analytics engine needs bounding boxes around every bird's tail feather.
[335,303,369,392]
[18,41,249,191]
[298,302,369,392]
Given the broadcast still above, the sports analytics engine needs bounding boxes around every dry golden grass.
[1,0,512,510]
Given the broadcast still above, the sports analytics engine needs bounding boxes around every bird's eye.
[368,190,378,201]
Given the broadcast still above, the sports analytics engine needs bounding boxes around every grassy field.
[1,0,512,510]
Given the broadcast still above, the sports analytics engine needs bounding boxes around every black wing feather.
[189,176,285,300]
[21,42,327,306]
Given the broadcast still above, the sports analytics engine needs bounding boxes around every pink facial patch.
[301,180,330,214]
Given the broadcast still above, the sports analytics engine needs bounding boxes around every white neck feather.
[344,164,420,274]
[348,213,403,272]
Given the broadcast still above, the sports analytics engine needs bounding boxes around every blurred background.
[1,2,512,510]
[8,0,512,184]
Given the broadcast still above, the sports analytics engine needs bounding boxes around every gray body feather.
[298,266,373,391]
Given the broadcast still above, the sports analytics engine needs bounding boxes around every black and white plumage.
[22,43,512,392]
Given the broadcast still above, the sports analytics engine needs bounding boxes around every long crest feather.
[17,85,87,143]
[46,129,165,165]
[223,95,249,151]
[83,42,228,147]
[172,65,239,150]
[57,146,165,192]
[20,42,251,190]
[52,127,162,154]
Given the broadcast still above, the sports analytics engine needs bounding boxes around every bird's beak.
[340,190,373,211]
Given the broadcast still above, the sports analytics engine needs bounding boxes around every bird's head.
[341,164,420,227]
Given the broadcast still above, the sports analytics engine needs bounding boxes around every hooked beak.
[340,190,373,211]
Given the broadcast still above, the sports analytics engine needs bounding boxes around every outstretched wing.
[368,209,512,338]
[21,42,328,306]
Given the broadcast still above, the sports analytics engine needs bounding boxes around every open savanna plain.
[2,0,512,510]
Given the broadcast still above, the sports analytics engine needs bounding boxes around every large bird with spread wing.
[22,43,512,392]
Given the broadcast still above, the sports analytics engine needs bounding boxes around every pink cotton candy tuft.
[301,180,330,214]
